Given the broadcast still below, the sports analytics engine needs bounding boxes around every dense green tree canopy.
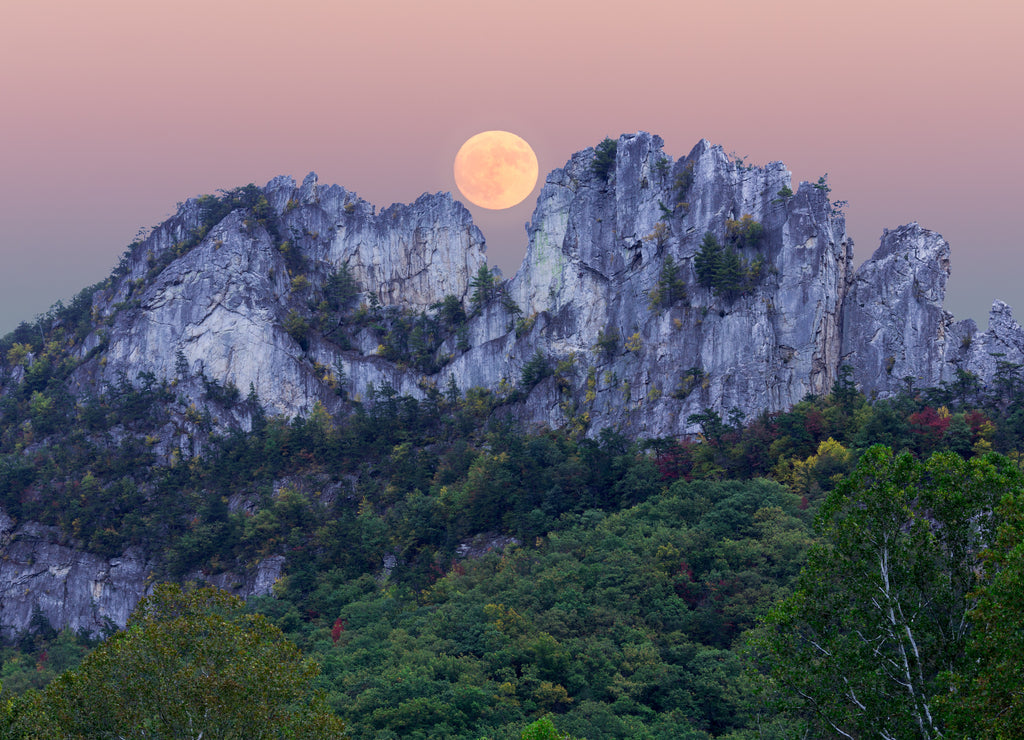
[1,584,347,739]
[751,445,1024,739]
[940,487,1024,738]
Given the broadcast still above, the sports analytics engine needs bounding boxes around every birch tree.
[751,445,1023,738]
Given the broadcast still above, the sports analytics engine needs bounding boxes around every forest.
[2,310,1024,738]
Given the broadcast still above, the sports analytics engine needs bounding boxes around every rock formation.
[840,222,1024,397]
[0,511,282,641]
[63,133,861,440]
[2,131,1021,636]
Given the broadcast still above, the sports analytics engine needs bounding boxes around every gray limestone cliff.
[0,511,282,640]
[840,222,1024,396]
[1,132,1019,636]
[65,133,857,440]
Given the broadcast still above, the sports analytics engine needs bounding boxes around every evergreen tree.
[695,232,722,289]
[716,247,746,297]
[470,264,499,310]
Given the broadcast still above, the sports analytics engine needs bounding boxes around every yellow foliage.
[780,437,853,495]
[6,343,31,366]
[483,603,526,634]
[585,366,597,403]
[643,221,670,247]
[308,400,334,436]
[533,681,572,709]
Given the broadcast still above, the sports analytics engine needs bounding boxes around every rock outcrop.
[840,223,953,394]
[65,133,859,438]
[2,131,1020,636]
[840,223,1024,397]
[45,133,1024,437]
[0,512,282,639]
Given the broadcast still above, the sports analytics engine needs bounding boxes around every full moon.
[454,131,539,210]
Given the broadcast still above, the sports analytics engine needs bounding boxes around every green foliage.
[940,489,1024,737]
[322,263,360,313]
[750,446,1024,739]
[673,161,695,206]
[431,294,468,331]
[303,477,809,738]
[0,628,97,698]
[520,350,552,391]
[771,185,795,206]
[694,233,723,290]
[591,137,618,182]
[202,375,241,408]
[521,715,579,739]
[2,584,347,739]
[355,303,455,374]
[724,214,764,249]
[204,184,278,238]
[648,255,687,310]
[10,271,1024,739]
[470,264,501,310]
[694,232,763,299]
[284,310,310,351]
[593,328,619,357]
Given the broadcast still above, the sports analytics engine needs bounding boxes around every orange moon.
[454,131,539,210]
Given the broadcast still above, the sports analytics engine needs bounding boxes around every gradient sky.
[1,0,1022,334]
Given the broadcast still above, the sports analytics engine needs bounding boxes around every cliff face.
[501,134,852,437]
[0,512,282,641]
[840,222,1024,396]
[67,133,857,440]
[1,132,1020,636]
[71,176,486,428]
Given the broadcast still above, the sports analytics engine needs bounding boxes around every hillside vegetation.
[3,340,1024,736]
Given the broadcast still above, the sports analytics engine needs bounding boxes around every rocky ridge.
[2,132,1023,637]
[59,132,1024,439]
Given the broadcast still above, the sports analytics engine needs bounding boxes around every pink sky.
[2,0,1022,333]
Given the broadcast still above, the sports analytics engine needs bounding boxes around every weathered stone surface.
[949,300,1024,389]
[840,223,952,394]
[840,224,1024,398]
[61,135,859,436]
[0,513,286,639]
[505,133,852,436]
[4,132,1022,636]
[0,516,151,640]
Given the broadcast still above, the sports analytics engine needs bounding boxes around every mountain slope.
[1,132,1023,638]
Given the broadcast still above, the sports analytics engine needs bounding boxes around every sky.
[1,0,1022,334]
